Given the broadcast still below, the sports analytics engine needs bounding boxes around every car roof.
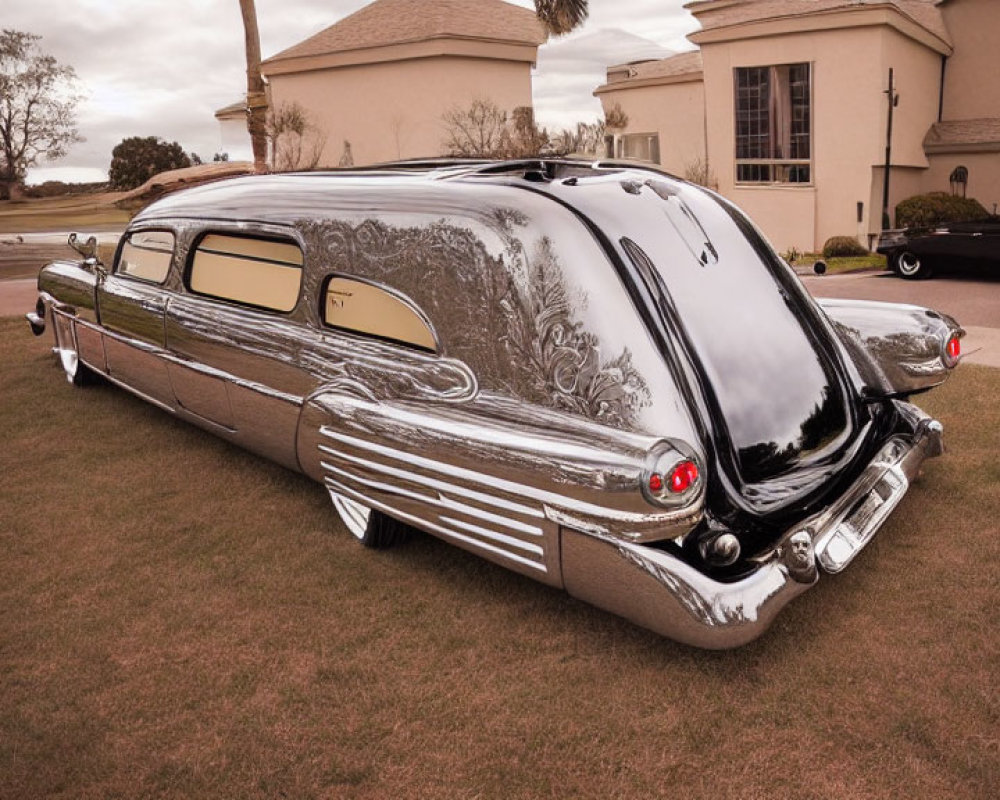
[130,159,688,227]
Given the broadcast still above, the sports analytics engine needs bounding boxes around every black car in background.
[877,217,1000,279]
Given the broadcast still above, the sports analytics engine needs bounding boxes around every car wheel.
[895,250,932,280]
[330,493,411,549]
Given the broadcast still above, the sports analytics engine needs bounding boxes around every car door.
[96,229,177,408]
[163,229,312,471]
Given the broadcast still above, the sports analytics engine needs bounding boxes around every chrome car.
[26,160,964,648]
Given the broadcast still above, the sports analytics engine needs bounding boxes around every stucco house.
[257,0,546,167]
[213,100,254,163]
[595,0,1000,252]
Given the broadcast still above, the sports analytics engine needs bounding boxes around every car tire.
[330,493,411,549]
[895,250,932,280]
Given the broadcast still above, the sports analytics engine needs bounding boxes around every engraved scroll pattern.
[296,214,650,430]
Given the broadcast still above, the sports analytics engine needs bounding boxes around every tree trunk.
[239,0,268,173]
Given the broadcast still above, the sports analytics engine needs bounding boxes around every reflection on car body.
[26,160,964,648]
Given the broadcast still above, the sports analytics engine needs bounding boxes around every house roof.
[214,100,246,120]
[684,0,950,46]
[924,118,1000,153]
[263,0,546,66]
[614,51,704,81]
[595,51,703,94]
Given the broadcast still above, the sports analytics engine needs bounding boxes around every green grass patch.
[1,315,997,799]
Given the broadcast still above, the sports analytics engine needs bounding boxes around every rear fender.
[818,298,963,397]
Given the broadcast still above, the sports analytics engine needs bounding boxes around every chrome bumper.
[560,401,943,649]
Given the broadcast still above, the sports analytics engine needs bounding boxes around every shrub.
[822,236,868,259]
[895,192,989,229]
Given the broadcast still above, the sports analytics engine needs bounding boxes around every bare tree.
[442,100,552,159]
[442,99,511,158]
[0,30,82,200]
[266,102,327,171]
[238,0,268,173]
[684,157,717,190]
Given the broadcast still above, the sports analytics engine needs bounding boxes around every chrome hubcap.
[898,252,920,276]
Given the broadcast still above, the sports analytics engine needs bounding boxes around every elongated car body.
[27,160,963,648]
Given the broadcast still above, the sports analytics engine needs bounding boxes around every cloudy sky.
[5,0,700,183]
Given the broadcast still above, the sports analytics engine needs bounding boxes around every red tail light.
[669,460,699,493]
[946,336,960,361]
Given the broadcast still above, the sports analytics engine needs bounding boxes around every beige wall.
[267,55,533,166]
[698,24,943,252]
[940,0,1000,120]
[598,79,706,178]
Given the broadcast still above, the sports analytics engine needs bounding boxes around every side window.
[322,276,436,352]
[117,230,175,283]
[189,233,302,312]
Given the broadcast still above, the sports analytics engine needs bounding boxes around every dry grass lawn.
[1,316,997,799]
[0,193,130,234]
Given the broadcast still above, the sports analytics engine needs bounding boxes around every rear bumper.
[560,401,943,649]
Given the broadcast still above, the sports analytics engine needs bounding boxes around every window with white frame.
[613,133,661,164]
[734,63,811,184]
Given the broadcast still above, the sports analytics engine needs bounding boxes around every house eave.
[261,37,540,77]
[924,140,1000,155]
[594,71,704,96]
[688,6,953,56]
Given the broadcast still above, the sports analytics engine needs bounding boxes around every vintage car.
[26,160,964,648]
[877,216,1000,279]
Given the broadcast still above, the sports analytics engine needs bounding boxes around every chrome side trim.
[323,475,548,573]
[99,369,176,414]
[318,438,549,571]
[317,424,696,530]
[317,442,544,520]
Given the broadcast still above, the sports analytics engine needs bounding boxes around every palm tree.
[238,0,268,173]
[237,0,589,172]
[534,0,589,35]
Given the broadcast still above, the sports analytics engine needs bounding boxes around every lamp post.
[881,68,899,230]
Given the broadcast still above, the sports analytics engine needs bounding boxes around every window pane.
[323,277,436,351]
[118,230,174,283]
[735,66,771,160]
[734,62,810,184]
[789,63,811,159]
[190,234,302,312]
[622,133,660,163]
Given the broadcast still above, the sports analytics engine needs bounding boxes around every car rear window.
[189,233,303,312]
[322,276,436,352]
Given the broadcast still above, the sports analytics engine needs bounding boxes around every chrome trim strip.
[436,517,544,556]
[100,370,175,414]
[320,462,544,555]
[317,442,544,519]
[436,495,543,536]
[324,475,548,573]
[318,426,682,525]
